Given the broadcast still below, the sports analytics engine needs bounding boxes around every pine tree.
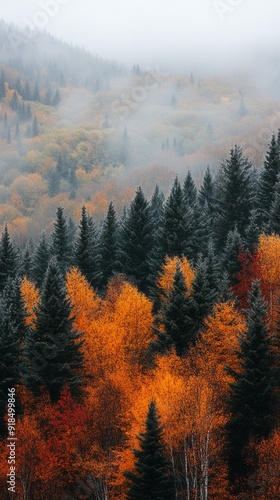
[0,301,20,437]
[51,207,72,274]
[152,263,195,357]
[215,145,253,251]
[258,134,280,226]
[244,209,261,253]
[161,177,194,260]
[24,260,84,403]
[32,232,50,288]
[191,255,216,332]
[221,227,243,288]
[198,166,215,213]
[118,188,153,293]
[0,69,6,99]
[124,401,175,500]
[183,170,197,208]
[226,281,276,486]
[0,224,18,292]
[3,277,28,342]
[266,174,280,235]
[99,202,118,289]
[74,206,100,288]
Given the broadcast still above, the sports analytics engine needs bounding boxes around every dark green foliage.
[0,69,6,99]
[221,227,243,288]
[152,263,195,357]
[266,175,280,235]
[118,188,153,293]
[23,259,84,403]
[32,232,50,288]
[183,170,197,208]
[74,206,100,288]
[124,401,175,500]
[215,145,253,250]
[161,177,194,260]
[0,224,18,292]
[3,277,29,342]
[198,166,215,213]
[258,134,280,226]
[226,281,276,486]
[244,209,261,253]
[0,301,20,437]
[99,202,118,289]
[190,255,217,332]
[48,169,61,197]
[51,207,72,273]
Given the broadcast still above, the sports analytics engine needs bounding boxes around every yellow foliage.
[156,256,194,295]
[21,277,40,327]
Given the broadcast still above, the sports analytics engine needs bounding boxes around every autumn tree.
[124,400,175,499]
[24,259,84,403]
[226,281,276,490]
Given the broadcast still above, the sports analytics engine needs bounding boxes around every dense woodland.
[0,19,280,500]
[0,134,280,498]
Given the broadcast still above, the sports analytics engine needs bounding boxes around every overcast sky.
[1,0,280,72]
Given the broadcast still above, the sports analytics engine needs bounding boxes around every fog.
[1,0,280,78]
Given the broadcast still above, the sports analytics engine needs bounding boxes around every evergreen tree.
[51,207,72,273]
[226,281,276,487]
[74,206,100,288]
[3,277,28,342]
[33,81,40,102]
[32,232,50,288]
[24,260,84,403]
[124,401,175,500]
[244,209,261,253]
[24,81,31,101]
[32,116,39,137]
[215,145,253,251]
[0,301,20,437]
[183,170,197,208]
[258,134,280,226]
[198,166,215,213]
[0,224,18,292]
[161,177,194,260]
[48,169,60,197]
[152,263,195,357]
[221,227,243,288]
[0,69,6,99]
[118,188,153,293]
[99,202,118,289]
[266,174,280,235]
[191,255,216,332]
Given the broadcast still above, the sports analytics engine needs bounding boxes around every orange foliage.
[20,277,40,327]
[156,256,194,298]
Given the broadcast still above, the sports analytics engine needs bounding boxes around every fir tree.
[32,232,50,288]
[74,206,100,288]
[0,224,18,292]
[23,260,84,403]
[124,401,175,500]
[2,277,28,342]
[183,170,197,208]
[258,134,280,226]
[0,69,6,99]
[215,145,253,251]
[221,227,243,288]
[99,202,118,289]
[118,188,153,293]
[51,207,72,274]
[226,281,276,487]
[191,255,216,332]
[198,166,215,213]
[152,263,195,357]
[266,174,280,235]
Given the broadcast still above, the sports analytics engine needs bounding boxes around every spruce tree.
[152,263,195,357]
[124,401,175,500]
[221,227,243,288]
[198,166,215,213]
[118,188,153,293]
[0,69,6,99]
[191,255,216,332]
[258,134,280,226]
[215,145,253,251]
[51,207,72,273]
[183,170,197,208]
[74,206,100,288]
[266,175,280,235]
[24,260,84,403]
[226,281,276,486]
[32,232,50,288]
[161,177,194,260]
[2,277,28,342]
[0,224,18,292]
[99,202,118,289]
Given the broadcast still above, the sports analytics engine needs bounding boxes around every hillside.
[0,20,280,241]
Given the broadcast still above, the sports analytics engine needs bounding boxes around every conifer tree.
[118,188,153,293]
[74,206,100,288]
[152,263,195,357]
[24,260,84,403]
[0,69,6,99]
[51,207,72,274]
[183,170,197,208]
[215,145,253,250]
[3,277,28,342]
[226,281,276,486]
[221,227,243,288]
[32,232,50,288]
[266,175,280,235]
[191,255,216,332]
[0,224,18,292]
[198,166,215,213]
[124,401,175,500]
[99,202,118,289]
[258,134,280,226]
[161,177,194,260]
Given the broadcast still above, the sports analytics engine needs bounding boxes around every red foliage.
[233,250,269,309]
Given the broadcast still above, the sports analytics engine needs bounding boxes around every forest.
[0,19,280,500]
[0,134,280,498]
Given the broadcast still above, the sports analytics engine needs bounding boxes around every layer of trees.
[0,138,280,498]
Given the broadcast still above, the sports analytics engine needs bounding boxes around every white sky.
[1,0,279,71]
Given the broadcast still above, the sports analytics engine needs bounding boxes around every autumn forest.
[0,20,280,500]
